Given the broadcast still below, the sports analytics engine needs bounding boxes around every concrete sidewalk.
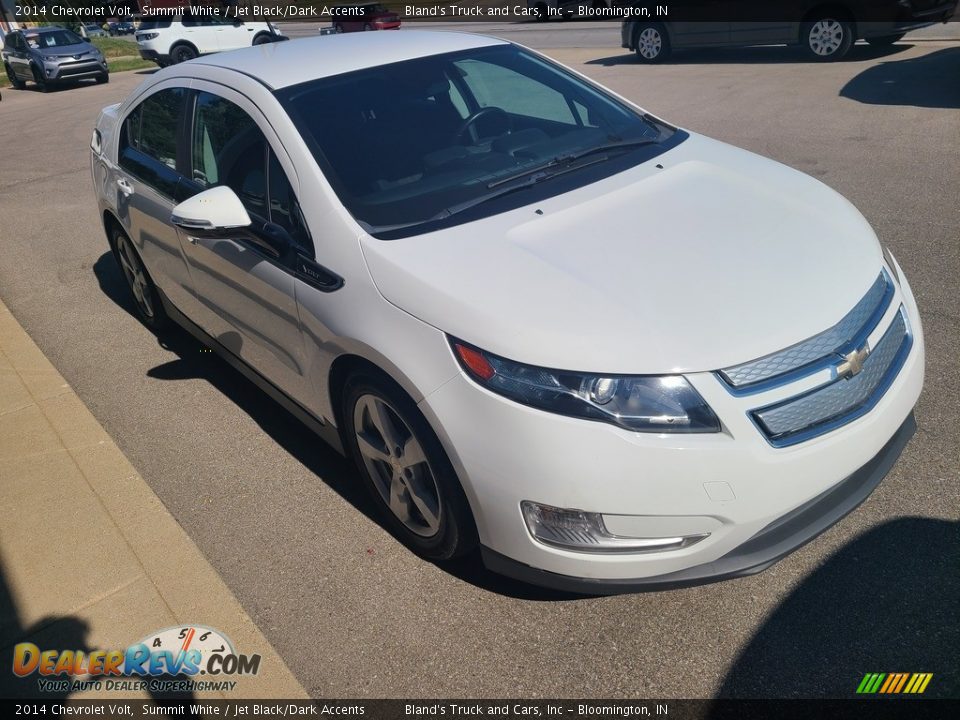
[0,299,307,699]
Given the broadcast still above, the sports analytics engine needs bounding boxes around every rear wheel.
[4,63,25,90]
[343,373,478,561]
[634,23,670,63]
[253,33,272,45]
[802,17,854,61]
[170,44,198,64]
[111,226,167,330]
[867,33,905,46]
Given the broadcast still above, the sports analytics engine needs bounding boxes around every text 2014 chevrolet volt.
[90,32,923,592]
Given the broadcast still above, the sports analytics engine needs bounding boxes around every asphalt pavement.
[0,37,957,698]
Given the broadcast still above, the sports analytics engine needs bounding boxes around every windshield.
[277,44,678,235]
[25,30,84,49]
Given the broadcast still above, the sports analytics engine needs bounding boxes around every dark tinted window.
[138,20,172,29]
[268,151,308,246]
[119,88,186,197]
[191,91,267,218]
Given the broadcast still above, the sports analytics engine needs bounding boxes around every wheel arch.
[802,3,858,38]
[168,40,200,60]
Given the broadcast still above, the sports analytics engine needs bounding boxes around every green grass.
[90,36,140,59]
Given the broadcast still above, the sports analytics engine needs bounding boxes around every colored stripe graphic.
[857,673,932,694]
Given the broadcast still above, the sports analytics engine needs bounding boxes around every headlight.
[138,32,159,41]
[450,339,721,433]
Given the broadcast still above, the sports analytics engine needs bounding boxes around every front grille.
[751,308,911,447]
[720,271,893,393]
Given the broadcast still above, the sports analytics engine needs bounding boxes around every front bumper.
[482,413,915,594]
[418,268,924,587]
[45,59,107,81]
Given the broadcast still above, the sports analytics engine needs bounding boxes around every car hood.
[36,43,95,57]
[359,133,884,374]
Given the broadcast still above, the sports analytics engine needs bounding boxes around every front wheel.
[343,374,478,561]
[867,33,905,46]
[802,18,854,61]
[31,65,49,92]
[633,23,670,63]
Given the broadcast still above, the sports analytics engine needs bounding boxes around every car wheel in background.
[867,33,906,46]
[253,33,272,45]
[343,373,478,561]
[634,23,670,63]
[802,17,854,60]
[111,226,168,330]
[4,63,25,89]
[170,44,198,64]
[31,65,49,92]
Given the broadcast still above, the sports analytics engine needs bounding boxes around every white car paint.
[90,32,924,591]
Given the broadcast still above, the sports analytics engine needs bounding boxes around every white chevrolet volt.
[90,32,924,592]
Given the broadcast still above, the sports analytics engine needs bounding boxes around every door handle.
[117,178,134,197]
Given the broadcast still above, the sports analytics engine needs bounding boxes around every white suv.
[135,18,284,67]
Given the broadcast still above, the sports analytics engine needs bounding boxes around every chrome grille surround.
[720,271,894,394]
[751,307,911,447]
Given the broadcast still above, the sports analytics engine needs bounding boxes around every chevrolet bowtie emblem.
[837,345,870,379]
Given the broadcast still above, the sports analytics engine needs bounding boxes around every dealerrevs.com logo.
[12,625,261,694]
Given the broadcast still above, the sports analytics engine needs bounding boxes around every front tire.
[802,17,854,61]
[252,33,272,45]
[110,226,168,330]
[633,23,670,63]
[867,33,905,47]
[170,44,198,64]
[342,373,477,561]
[31,65,49,92]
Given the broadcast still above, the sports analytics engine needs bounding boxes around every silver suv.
[2,26,108,91]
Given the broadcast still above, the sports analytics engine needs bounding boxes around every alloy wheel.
[353,394,442,537]
[116,235,154,319]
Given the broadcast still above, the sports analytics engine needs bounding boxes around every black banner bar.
[2,700,960,720]
[9,1,960,24]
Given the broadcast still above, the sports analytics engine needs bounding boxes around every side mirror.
[171,186,251,231]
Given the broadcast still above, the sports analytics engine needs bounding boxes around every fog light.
[521,501,709,554]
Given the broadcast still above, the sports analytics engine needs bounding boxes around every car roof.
[191,31,508,90]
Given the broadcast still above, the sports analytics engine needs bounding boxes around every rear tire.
[802,17,854,61]
[253,33,272,45]
[4,63,25,90]
[170,44,198,64]
[866,33,905,46]
[633,23,670,63]
[110,225,168,331]
[342,372,478,561]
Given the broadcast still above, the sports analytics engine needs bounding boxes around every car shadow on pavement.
[93,252,583,601]
[586,43,910,67]
[712,517,959,700]
[839,47,960,108]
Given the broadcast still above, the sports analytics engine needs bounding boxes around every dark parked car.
[109,21,136,36]
[331,3,402,32]
[620,0,957,62]
[2,26,109,91]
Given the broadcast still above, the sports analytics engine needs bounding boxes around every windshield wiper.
[488,137,660,189]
